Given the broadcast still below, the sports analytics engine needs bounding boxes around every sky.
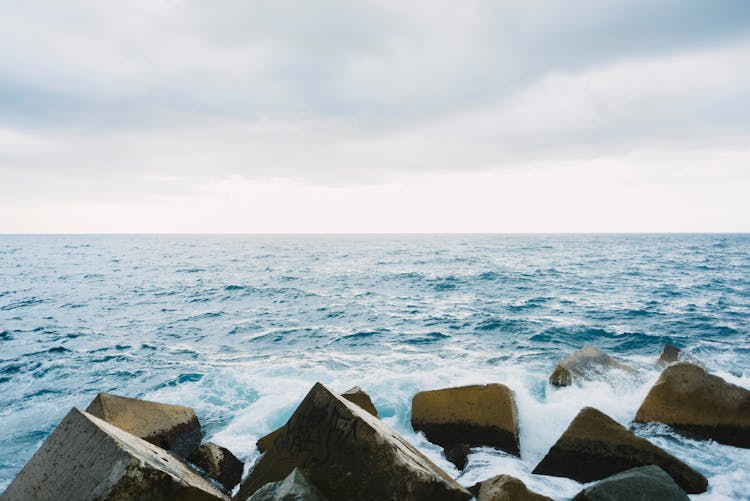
[1,0,749,233]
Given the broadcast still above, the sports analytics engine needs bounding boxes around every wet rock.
[86,392,201,458]
[549,346,635,387]
[256,426,285,454]
[1,408,228,501]
[188,442,244,492]
[658,343,681,366]
[411,384,519,456]
[657,345,702,368]
[470,474,552,501]
[573,465,690,501]
[635,362,750,448]
[256,386,379,453]
[246,468,328,501]
[236,382,471,501]
[532,406,707,494]
[341,386,378,417]
[443,442,471,470]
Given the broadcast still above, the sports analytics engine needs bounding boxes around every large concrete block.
[86,392,201,457]
[246,468,328,501]
[533,407,707,494]
[236,382,471,501]
[188,442,244,492]
[256,386,378,453]
[573,465,690,501]
[471,474,552,501]
[411,384,520,456]
[1,408,228,501]
[549,346,634,387]
[635,362,750,448]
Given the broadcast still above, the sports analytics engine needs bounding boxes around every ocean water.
[0,234,748,499]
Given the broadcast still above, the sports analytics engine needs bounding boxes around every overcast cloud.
[1,1,749,231]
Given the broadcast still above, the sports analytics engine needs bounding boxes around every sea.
[0,234,748,499]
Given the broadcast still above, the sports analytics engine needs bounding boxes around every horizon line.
[1,232,748,236]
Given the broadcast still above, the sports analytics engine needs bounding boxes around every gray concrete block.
[1,408,228,501]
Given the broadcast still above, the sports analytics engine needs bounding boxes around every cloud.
[0,1,749,230]
[3,0,749,124]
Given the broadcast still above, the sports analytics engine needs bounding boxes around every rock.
[442,443,471,470]
[471,474,552,501]
[1,408,228,501]
[188,442,244,492]
[246,468,328,501]
[532,406,707,494]
[341,386,378,417]
[657,345,702,368]
[573,465,690,501]
[658,343,681,366]
[411,384,519,456]
[86,392,201,458]
[256,386,379,453]
[549,346,634,387]
[635,362,750,448]
[236,382,471,501]
[256,426,285,454]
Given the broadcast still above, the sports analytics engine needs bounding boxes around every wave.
[1,234,748,495]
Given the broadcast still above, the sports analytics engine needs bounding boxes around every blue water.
[1,234,749,499]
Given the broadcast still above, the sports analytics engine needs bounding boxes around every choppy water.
[1,234,749,499]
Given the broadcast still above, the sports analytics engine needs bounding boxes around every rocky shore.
[1,344,748,500]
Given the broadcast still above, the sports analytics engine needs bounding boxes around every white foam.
[146,351,747,500]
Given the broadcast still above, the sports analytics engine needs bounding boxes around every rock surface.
[573,465,690,501]
[256,426,285,454]
[635,362,750,447]
[443,442,471,470]
[341,386,378,417]
[86,392,201,458]
[411,384,519,456]
[532,406,707,494]
[471,474,552,501]
[549,346,634,387]
[256,386,379,453]
[236,382,471,501]
[188,442,244,492]
[246,468,328,501]
[658,343,682,366]
[1,408,228,501]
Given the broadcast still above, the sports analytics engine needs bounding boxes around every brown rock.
[635,362,750,448]
[235,382,471,501]
[256,386,379,453]
[1,408,228,501]
[256,426,285,454]
[341,386,378,417]
[472,474,552,501]
[549,346,635,387]
[188,442,244,492]
[411,384,519,456]
[86,392,201,458]
[532,407,707,494]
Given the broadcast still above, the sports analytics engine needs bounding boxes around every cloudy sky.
[1,0,749,232]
